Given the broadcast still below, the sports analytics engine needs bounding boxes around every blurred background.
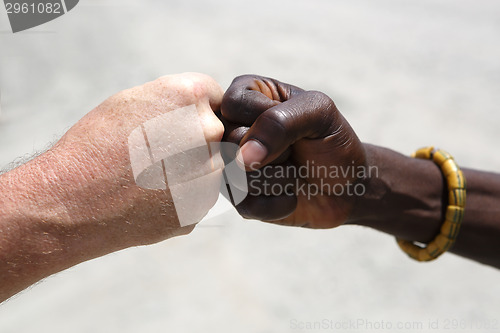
[1,0,499,332]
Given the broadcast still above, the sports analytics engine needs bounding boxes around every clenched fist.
[49,72,225,246]
[221,75,367,228]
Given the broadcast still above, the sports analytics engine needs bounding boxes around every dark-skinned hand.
[220,75,367,228]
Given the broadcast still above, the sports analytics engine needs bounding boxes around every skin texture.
[0,72,225,302]
[221,74,500,269]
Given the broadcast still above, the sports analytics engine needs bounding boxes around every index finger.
[221,75,303,126]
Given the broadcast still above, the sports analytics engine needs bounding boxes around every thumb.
[236,90,341,169]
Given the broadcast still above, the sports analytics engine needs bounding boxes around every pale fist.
[46,73,224,248]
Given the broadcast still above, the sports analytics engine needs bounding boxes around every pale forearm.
[0,151,125,302]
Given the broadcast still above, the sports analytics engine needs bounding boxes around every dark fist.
[220,75,367,228]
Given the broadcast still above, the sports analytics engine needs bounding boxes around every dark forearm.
[449,168,500,266]
[350,144,500,268]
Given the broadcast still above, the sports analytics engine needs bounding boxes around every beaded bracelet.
[396,146,466,262]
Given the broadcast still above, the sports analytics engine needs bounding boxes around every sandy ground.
[1,0,500,332]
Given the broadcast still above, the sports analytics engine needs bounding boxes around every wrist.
[347,144,446,243]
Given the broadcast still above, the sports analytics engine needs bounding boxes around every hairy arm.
[0,72,225,302]
[0,152,128,301]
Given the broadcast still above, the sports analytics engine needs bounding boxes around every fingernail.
[236,140,267,169]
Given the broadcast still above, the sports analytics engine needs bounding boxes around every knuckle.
[233,74,258,83]
[306,90,335,110]
[225,126,247,145]
[304,91,339,136]
[174,76,206,98]
[154,73,220,102]
[260,109,289,135]
[221,89,242,113]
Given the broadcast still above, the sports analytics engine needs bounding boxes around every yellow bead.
[413,146,434,159]
[433,149,453,166]
[418,249,434,262]
[397,239,421,260]
[440,220,461,240]
[449,188,466,207]
[445,205,465,222]
[441,159,459,177]
[446,170,466,189]
[435,234,454,251]
[425,242,445,259]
